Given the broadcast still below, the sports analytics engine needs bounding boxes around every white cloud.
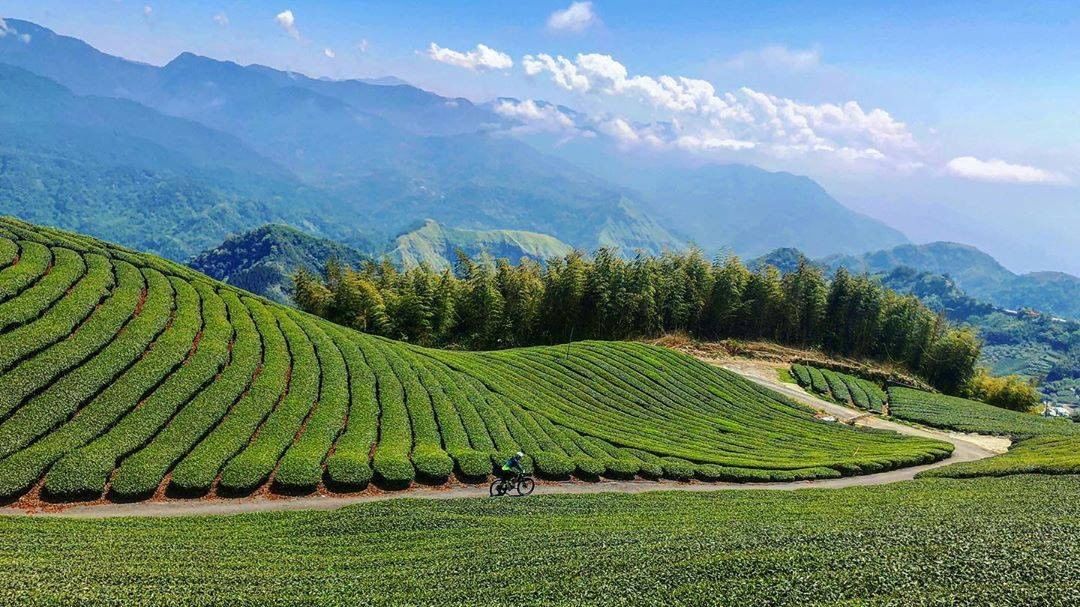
[357,38,370,53]
[213,12,229,27]
[523,54,590,91]
[521,50,918,166]
[598,118,642,145]
[674,134,757,152]
[276,9,300,40]
[143,5,153,18]
[323,48,336,59]
[945,156,1069,185]
[547,1,598,33]
[426,42,513,71]
[725,45,822,71]
[493,99,578,136]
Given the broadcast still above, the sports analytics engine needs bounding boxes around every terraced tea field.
[790,364,887,412]
[887,387,1080,479]
[0,217,952,504]
[787,363,1080,479]
[887,386,1080,438]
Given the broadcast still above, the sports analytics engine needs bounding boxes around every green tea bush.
[412,444,454,481]
[532,451,575,478]
[0,240,52,303]
[660,457,696,480]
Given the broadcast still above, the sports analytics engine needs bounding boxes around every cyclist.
[502,451,525,477]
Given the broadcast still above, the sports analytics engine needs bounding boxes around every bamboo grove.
[294,249,981,393]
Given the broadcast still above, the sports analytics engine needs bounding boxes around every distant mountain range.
[752,243,1080,405]
[641,164,908,258]
[752,240,1080,321]
[1,17,919,265]
[191,220,573,303]
[822,242,1080,321]
[388,219,573,271]
[188,224,370,303]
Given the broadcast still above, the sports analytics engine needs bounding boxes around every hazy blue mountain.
[0,21,679,255]
[639,164,909,259]
[357,76,411,86]
[189,224,369,303]
[824,242,1080,320]
[0,64,369,260]
[0,19,158,98]
[388,219,574,271]
[248,64,496,136]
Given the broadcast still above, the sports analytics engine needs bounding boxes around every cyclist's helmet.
[516,451,524,457]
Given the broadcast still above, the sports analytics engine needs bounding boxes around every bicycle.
[489,471,535,497]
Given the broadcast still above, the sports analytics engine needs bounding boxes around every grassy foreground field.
[0,217,951,503]
[0,476,1076,606]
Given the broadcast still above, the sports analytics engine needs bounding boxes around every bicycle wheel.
[515,477,535,496]
[489,479,505,497]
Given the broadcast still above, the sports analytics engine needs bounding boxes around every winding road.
[0,359,1008,519]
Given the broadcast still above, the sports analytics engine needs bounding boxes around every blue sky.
[3,0,1079,273]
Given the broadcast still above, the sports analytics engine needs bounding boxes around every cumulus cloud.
[945,157,1069,185]
[323,48,336,59]
[213,12,229,27]
[143,5,153,18]
[547,1,598,33]
[427,43,513,71]
[521,50,918,165]
[357,38,370,53]
[725,45,822,71]
[493,99,579,137]
[276,9,300,40]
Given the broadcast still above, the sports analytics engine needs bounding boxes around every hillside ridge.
[0,217,951,506]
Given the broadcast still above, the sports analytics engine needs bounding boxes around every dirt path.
[0,360,1008,520]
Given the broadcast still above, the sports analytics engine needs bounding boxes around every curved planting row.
[887,387,1080,438]
[791,364,886,412]
[919,435,1080,479]
[0,217,954,502]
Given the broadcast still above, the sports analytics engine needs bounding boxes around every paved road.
[0,360,1007,519]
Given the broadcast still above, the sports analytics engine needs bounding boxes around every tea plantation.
[790,363,1080,479]
[0,476,1077,605]
[0,218,950,502]
[790,363,887,412]
[887,387,1080,479]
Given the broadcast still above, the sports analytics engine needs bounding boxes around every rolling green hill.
[389,219,574,270]
[188,225,370,304]
[0,217,950,502]
[190,221,571,302]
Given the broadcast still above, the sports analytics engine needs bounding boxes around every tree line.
[293,249,981,394]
